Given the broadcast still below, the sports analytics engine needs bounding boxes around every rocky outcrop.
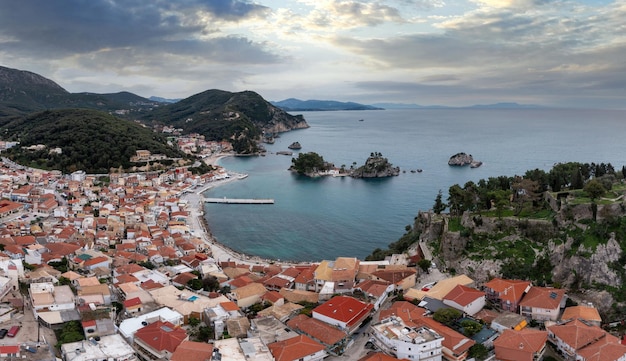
[350,153,400,178]
[288,141,302,150]
[448,152,481,167]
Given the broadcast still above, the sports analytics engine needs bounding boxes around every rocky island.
[448,152,482,168]
[289,151,399,178]
[350,152,400,178]
[288,141,302,150]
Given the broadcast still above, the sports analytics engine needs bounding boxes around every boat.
[276,151,293,156]
[358,119,364,121]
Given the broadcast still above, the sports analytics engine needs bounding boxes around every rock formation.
[448,152,481,167]
[350,152,400,178]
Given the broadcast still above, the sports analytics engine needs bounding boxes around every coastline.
[185,153,311,267]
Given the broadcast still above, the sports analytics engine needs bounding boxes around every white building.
[118,307,184,341]
[61,334,136,361]
[370,316,444,361]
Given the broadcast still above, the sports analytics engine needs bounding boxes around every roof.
[443,284,485,307]
[484,278,531,303]
[287,314,348,346]
[268,334,326,361]
[312,295,374,327]
[379,301,428,326]
[577,336,626,361]
[171,340,214,361]
[134,320,187,353]
[123,297,142,308]
[233,282,268,299]
[357,352,408,361]
[494,329,548,361]
[371,268,416,284]
[548,319,608,351]
[519,286,566,310]
[357,279,391,298]
[405,274,474,301]
[561,305,602,323]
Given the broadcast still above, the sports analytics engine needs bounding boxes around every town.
[0,135,621,361]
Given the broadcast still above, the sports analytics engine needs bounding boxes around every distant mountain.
[0,65,308,156]
[0,108,186,174]
[149,96,182,103]
[141,90,309,154]
[468,102,544,109]
[370,102,449,109]
[272,98,383,111]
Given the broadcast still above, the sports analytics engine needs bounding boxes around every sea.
[202,108,626,262]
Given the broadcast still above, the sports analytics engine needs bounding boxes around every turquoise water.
[203,108,626,262]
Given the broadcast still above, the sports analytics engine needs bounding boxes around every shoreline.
[184,154,314,267]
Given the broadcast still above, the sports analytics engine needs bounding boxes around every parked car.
[7,325,19,337]
[0,328,8,338]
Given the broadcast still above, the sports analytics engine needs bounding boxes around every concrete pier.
[203,197,274,204]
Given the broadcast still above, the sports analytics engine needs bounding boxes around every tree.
[417,259,432,273]
[460,319,482,337]
[187,278,203,290]
[433,308,461,326]
[468,344,489,360]
[584,179,606,222]
[448,184,464,218]
[433,189,446,214]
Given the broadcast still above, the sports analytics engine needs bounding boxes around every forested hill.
[1,109,186,173]
[140,89,309,154]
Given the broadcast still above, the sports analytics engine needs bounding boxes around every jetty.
[203,197,274,204]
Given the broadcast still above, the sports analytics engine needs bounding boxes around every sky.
[0,0,625,108]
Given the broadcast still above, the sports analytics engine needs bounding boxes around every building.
[442,284,486,316]
[287,314,349,355]
[170,340,214,361]
[547,319,626,361]
[560,304,602,327]
[268,334,327,361]
[483,278,531,313]
[519,287,566,322]
[314,257,359,294]
[133,320,188,360]
[61,334,137,361]
[370,316,443,360]
[312,295,374,334]
[493,328,548,361]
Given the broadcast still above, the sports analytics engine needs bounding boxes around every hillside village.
[0,136,624,361]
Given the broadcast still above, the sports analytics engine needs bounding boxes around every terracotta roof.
[287,314,348,346]
[484,278,531,303]
[356,280,391,298]
[548,319,607,351]
[371,268,416,284]
[443,284,485,307]
[312,295,374,327]
[232,282,268,300]
[519,286,566,310]
[123,297,142,308]
[561,305,602,323]
[577,335,626,361]
[357,352,408,361]
[170,340,214,361]
[494,328,548,361]
[83,256,110,267]
[269,334,326,361]
[134,320,187,353]
[220,301,240,312]
[379,301,428,326]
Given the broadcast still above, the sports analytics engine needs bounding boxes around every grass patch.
[448,217,463,232]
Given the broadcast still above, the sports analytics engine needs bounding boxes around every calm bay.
[203,108,626,262]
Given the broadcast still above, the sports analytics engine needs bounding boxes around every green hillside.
[1,109,186,173]
[141,89,308,154]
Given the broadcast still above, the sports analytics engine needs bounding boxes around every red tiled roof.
[313,295,374,327]
[171,340,214,361]
[443,284,485,307]
[123,297,142,308]
[484,278,530,303]
[519,286,566,310]
[134,320,187,353]
[547,319,607,351]
[357,352,408,361]
[269,334,325,361]
[287,314,348,346]
[494,329,548,361]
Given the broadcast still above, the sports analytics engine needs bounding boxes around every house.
[170,340,214,361]
[547,319,626,360]
[561,304,602,327]
[483,278,531,312]
[287,314,350,356]
[381,301,475,361]
[442,284,486,316]
[370,268,416,291]
[268,334,327,361]
[405,274,474,301]
[314,257,359,294]
[355,279,394,310]
[312,295,374,334]
[61,334,137,361]
[132,320,188,361]
[230,282,269,309]
[370,316,444,360]
[493,328,548,361]
[519,286,567,322]
[357,353,409,361]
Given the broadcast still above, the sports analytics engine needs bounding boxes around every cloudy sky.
[0,0,624,108]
